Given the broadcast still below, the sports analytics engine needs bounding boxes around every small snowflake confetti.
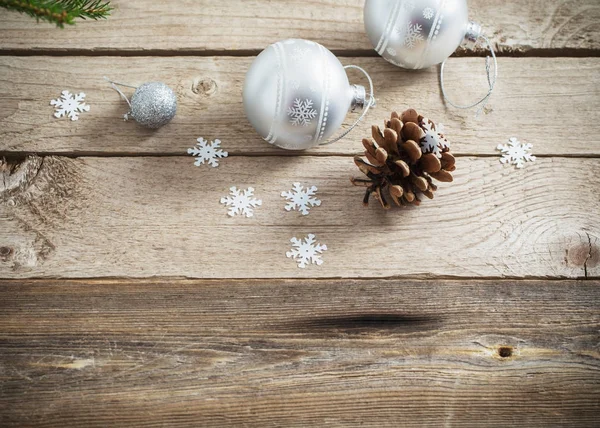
[220,186,262,217]
[187,137,228,168]
[286,234,327,269]
[281,183,321,215]
[288,98,317,127]
[50,90,90,121]
[423,7,434,19]
[420,118,449,158]
[497,137,536,169]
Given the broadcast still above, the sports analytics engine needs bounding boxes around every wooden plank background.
[0,0,599,426]
[1,278,599,427]
[1,0,599,53]
[1,155,599,279]
[1,57,598,156]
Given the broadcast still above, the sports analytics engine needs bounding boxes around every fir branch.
[0,0,112,28]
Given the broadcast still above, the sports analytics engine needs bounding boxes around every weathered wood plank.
[1,57,599,156]
[0,278,598,427]
[1,155,598,279]
[0,0,598,53]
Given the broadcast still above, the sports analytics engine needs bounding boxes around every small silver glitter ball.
[130,82,177,128]
[364,0,478,69]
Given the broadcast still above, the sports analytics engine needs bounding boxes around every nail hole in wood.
[0,246,13,261]
[498,346,513,358]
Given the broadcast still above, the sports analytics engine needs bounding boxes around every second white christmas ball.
[364,0,479,70]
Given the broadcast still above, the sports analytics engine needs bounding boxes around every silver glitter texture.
[130,82,177,128]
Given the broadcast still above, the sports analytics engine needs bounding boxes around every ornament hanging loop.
[104,76,137,121]
[440,31,498,116]
[320,65,376,146]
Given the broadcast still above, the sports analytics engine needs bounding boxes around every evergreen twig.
[0,0,112,27]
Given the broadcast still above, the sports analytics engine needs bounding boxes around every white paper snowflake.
[281,183,321,215]
[423,7,434,19]
[401,22,424,49]
[220,187,262,217]
[497,137,536,169]
[50,90,90,121]
[420,118,449,158]
[286,234,327,268]
[187,137,228,168]
[288,98,317,127]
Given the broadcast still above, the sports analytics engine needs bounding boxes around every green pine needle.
[0,0,112,28]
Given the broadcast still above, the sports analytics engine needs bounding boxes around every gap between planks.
[1,48,600,58]
[1,275,599,284]
[2,152,600,159]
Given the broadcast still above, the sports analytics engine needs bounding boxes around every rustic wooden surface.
[1,278,599,427]
[1,155,599,279]
[1,0,599,53]
[1,57,599,156]
[0,0,599,426]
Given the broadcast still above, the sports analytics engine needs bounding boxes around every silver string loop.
[104,76,137,120]
[319,65,376,146]
[440,35,497,116]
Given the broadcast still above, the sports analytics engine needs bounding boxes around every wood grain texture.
[0,278,598,427]
[1,57,599,156]
[0,0,599,53]
[1,155,598,279]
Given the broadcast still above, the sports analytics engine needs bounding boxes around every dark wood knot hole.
[0,246,13,260]
[498,346,513,358]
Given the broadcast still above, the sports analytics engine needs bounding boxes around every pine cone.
[351,108,456,209]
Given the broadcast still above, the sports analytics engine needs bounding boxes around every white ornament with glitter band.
[243,38,372,150]
[364,0,482,69]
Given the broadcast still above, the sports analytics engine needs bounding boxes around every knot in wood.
[192,78,218,96]
[497,346,513,358]
[0,246,13,261]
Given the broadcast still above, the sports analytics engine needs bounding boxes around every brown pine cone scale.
[351,108,455,209]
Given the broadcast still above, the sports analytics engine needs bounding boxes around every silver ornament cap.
[243,38,368,150]
[364,0,474,69]
[130,82,177,129]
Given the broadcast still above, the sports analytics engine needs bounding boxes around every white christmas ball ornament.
[243,39,368,150]
[364,0,481,70]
